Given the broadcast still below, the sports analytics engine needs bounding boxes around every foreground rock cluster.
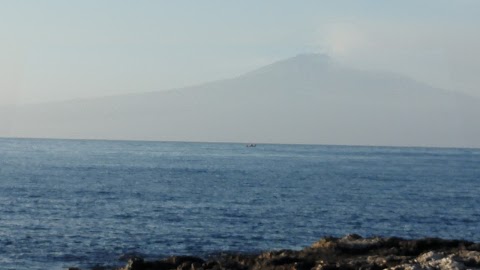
[73,235,480,270]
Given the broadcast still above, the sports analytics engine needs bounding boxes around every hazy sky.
[1,0,479,105]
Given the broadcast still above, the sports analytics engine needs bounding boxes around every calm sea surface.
[0,138,479,269]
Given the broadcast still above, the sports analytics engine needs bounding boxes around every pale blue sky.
[1,0,479,104]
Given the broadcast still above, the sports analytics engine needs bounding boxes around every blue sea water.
[0,138,479,270]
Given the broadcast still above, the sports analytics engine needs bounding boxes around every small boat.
[246,143,256,147]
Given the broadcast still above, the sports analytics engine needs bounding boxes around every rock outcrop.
[71,235,480,270]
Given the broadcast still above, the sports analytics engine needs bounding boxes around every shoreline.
[70,234,480,270]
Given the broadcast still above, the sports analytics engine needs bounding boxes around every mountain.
[2,54,480,148]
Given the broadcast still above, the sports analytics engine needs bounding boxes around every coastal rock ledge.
[72,235,480,270]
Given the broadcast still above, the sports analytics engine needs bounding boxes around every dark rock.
[176,262,191,270]
[166,255,205,266]
[293,260,316,270]
[94,235,480,270]
[123,257,145,270]
[119,257,177,270]
[398,237,468,256]
[191,262,203,270]
[91,266,111,270]
[267,256,299,266]
[202,261,219,270]
[218,260,246,270]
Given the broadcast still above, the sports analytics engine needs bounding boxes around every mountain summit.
[247,53,332,75]
[1,55,479,148]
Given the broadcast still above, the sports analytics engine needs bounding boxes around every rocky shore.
[71,235,480,270]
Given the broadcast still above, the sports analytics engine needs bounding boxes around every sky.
[1,0,480,105]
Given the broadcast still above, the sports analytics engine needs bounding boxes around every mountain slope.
[2,54,480,148]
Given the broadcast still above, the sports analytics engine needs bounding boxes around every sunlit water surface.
[0,138,479,269]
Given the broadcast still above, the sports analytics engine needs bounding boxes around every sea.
[0,138,479,270]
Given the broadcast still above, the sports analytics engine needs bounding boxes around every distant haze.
[1,1,480,105]
[1,54,479,148]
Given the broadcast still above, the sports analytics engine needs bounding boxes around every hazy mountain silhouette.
[2,54,480,147]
